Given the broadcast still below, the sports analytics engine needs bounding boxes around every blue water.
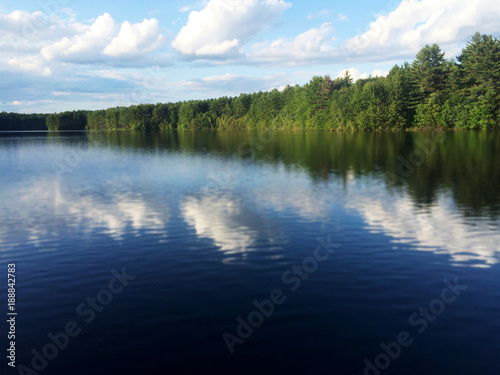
[0,131,499,374]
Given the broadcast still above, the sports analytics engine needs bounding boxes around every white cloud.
[335,68,389,81]
[41,13,117,62]
[176,80,199,87]
[307,9,329,20]
[8,55,52,76]
[103,18,165,57]
[94,70,130,81]
[201,73,238,82]
[174,0,500,66]
[336,13,348,21]
[266,84,292,92]
[0,10,80,52]
[178,0,209,12]
[344,0,500,60]
[247,23,336,66]
[244,0,500,66]
[9,100,36,106]
[336,68,367,81]
[372,69,389,77]
[40,13,165,63]
[172,0,291,56]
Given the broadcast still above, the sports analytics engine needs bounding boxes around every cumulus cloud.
[172,0,291,57]
[244,0,500,66]
[41,13,165,62]
[371,69,390,77]
[247,23,336,66]
[1,10,165,68]
[344,0,500,61]
[41,13,117,62]
[173,0,500,66]
[8,55,52,76]
[335,68,389,81]
[0,10,80,52]
[103,18,165,57]
[0,9,168,112]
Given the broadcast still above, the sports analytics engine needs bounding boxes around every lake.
[1,130,499,374]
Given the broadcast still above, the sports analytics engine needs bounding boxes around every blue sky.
[1,0,499,113]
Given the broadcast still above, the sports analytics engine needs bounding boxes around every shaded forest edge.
[1,33,500,132]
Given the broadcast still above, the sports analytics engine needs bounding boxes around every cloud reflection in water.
[181,194,283,265]
[0,178,170,249]
[345,181,500,268]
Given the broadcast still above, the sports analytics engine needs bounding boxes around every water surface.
[1,130,499,374]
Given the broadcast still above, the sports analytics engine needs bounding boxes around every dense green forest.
[1,33,499,132]
[0,112,47,131]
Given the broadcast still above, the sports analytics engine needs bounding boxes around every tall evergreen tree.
[411,44,447,100]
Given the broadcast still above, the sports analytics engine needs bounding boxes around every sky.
[1,0,500,113]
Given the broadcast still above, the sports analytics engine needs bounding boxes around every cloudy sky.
[1,0,500,113]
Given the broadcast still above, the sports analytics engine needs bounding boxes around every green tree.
[457,32,500,128]
[412,44,447,96]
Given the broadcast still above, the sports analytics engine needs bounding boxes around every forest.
[1,33,499,132]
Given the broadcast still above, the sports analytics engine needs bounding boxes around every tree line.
[1,33,499,132]
[0,112,47,131]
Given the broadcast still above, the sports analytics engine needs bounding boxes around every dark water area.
[0,130,499,375]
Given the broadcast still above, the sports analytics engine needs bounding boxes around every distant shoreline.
[2,33,500,132]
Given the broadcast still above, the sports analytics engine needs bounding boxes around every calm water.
[0,130,499,375]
